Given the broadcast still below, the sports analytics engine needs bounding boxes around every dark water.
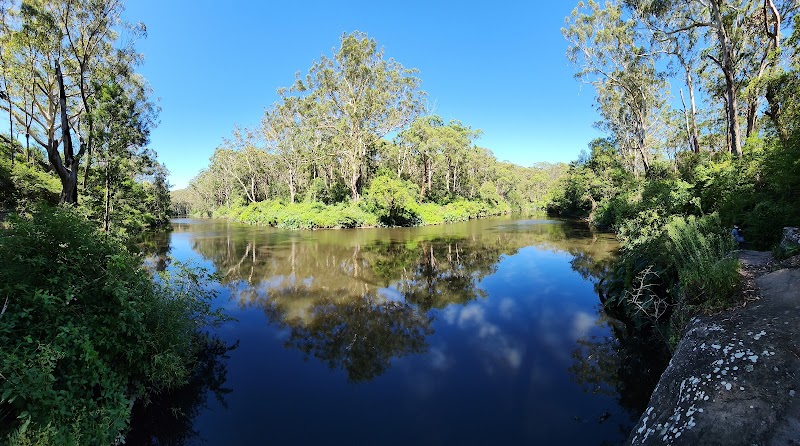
[130,216,663,446]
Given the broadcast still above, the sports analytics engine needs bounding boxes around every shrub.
[0,206,226,444]
[478,182,502,206]
[361,175,420,226]
[0,158,60,210]
[603,213,740,349]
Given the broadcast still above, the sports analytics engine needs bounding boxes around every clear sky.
[122,0,602,189]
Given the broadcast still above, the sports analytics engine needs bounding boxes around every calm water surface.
[131,216,661,445]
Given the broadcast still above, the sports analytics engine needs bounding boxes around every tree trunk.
[349,167,361,201]
[445,160,451,194]
[680,89,693,152]
[6,93,12,168]
[426,161,433,198]
[745,0,782,140]
[711,0,742,157]
[83,149,93,188]
[452,168,456,194]
[56,60,79,204]
[680,59,701,154]
[687,81,700,153]
[419,155,431,200]
[104,166,111,232]
[25,132,30,164]
[765,81,789,144]
[288,168,296,203]
[745,53,773,139]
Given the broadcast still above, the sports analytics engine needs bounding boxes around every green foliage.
[665,215,740,308]
[478,182,501,206]
[603,213,740,349]
[176,36,566,221]
[557,0,800,354]
[212,193,509,230]
[216,200,379,229]
[361,175,420,226]
[0,206,226,444]
[0,148,60,210]
[549,138,635,225]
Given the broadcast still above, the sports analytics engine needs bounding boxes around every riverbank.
[207,198,516,229]
[626,250,800,445]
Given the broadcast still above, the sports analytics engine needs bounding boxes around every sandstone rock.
[779,227,800,251]
[626,267,800,446]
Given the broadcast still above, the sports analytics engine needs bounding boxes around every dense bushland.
[550,135,800,348]
[0,207,227,444]
[170,32,568,225]
[558,0,800,349]
[209,175,513,229]
[0,143,170,235]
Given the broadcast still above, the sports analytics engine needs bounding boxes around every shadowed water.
[131,216,663,445]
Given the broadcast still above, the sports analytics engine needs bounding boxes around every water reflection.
[126,335,236,445]
[569,312,670,426]
[133,217,675,445]
[136,229,173,271]
[265,293,432,383]
[177,218,619,382]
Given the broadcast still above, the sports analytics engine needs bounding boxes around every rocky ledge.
[627,249,800,445]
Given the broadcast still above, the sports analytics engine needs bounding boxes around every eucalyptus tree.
[626,0,704,153]
[396,115,445,200]
[0,0,144,204]
[293,31,425,200]
[214,126,274,204]
[564,0,668,174]
[628,0,798,155]
[0,2,16,165]
[262,94,311,203]
[438,120,481,196]
[190,167,233,210]
[461,145,496,199]
[396,115,481,200]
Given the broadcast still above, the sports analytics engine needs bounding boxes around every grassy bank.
[209,197,513,230]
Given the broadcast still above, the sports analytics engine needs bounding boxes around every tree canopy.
[175,31,567,225]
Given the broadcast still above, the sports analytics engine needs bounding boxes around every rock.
[779,227,800,251]
[737,250,772,270]
[626,268,800,446]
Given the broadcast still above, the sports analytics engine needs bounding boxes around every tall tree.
[396,115,481,200]
[262,95,311,204]
[564,0,667,174]
[294,31,425,200]
[0,0,145,204]
[629,0,797,155]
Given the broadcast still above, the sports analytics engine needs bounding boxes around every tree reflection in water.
[126,335,237,446]
[265,292,432,383]
[132,218,672,443]
[569,308,670,428]
[136,229,173,272]
[184,219,623,383]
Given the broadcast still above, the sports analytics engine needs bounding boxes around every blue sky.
[123,0,602,189]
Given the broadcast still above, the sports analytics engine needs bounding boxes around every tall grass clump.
[603,214,740,349]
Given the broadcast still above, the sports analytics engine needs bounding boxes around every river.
[129,216,664,445]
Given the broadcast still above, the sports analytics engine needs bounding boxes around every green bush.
[214,191,510,230]
[0,206,226,444]
[665,215,740,307]
[361,175,420,226]
[603,213,740,349]
[478,182,502,206]
[0,157,60,210]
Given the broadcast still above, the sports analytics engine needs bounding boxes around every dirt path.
[627,251,800,445]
